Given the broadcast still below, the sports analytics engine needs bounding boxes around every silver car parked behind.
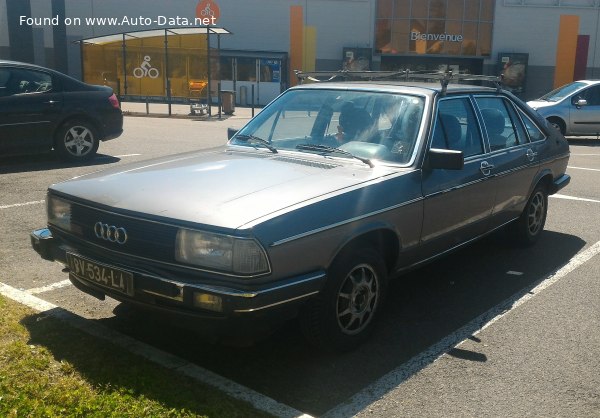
[528,79,600,136]
[31,72,571,351]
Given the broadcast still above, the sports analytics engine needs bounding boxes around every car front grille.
[70,202,178,263]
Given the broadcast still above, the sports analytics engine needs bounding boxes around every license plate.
[66,252,134,296]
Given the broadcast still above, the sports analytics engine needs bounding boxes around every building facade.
[2,0,600,103]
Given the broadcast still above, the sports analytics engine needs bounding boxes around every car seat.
[481,108,507,151]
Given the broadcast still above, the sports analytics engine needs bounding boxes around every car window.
[504,101,529,146]
[475,97,522,151]
[232,89,426,165]
[1,68,53,96]
[431,97,484,158]
[539,81,586,102]
[520,110,547,142]
[575,85,600,106]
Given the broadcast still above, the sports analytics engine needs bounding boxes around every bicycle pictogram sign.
[196,0,220,23]
[133,56,159,79]
[200,5,214,16]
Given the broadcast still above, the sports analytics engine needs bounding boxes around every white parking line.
[27,279,72,295]
[571,153,600,156]
[325,240,600,418]
[0,282,313,418]
[0,200,44,210]
[568,166,600,172]
[114,154,142,158]
[551,194,600,203]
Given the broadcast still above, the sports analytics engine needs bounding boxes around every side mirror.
[426,148,464,170]
[573,98,587,108]
[227,127,238,140]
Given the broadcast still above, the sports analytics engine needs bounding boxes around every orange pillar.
[554,15,579,88]
[290,6,304,86]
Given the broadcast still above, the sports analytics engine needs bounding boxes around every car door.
[420,96,496,254]
[474,96,544,227]
[0,67,63,155]
[568,84,600,135]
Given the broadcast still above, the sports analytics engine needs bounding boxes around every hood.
[527,100,556,110]
[51,148,396,229]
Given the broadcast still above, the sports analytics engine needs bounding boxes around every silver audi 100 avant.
[31,72,570,351]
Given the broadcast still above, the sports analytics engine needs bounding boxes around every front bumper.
[31,228,324,322]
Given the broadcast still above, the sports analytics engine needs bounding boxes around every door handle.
[44,100,60,105]
[480,161,494,176]
[526,148,538,161]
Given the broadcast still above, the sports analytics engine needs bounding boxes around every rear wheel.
[509,184,548,246]
[299,247,387,351]
[55,119,99,161]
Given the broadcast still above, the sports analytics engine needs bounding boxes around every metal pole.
[165,30,171,116]
[207,27,211,117]
[218,81,222,119]
[122,34,128,95]
[251,84,255,117]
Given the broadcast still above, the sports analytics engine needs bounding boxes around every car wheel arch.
[546,116,566,135]
[329,226,400,276]
[529,170,554,197]
[54,114,102,143]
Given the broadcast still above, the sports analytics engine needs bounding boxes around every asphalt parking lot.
[1,113,599,417]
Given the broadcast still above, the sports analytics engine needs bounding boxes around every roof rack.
[294,69,504,96]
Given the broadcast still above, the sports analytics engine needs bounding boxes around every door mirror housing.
[227,127,238,140]
[573,98,588,108]
[426,148,464,170]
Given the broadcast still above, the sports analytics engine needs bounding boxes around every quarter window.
[520,111,546,142]
[431,97,484,157]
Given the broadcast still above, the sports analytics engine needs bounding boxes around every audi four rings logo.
[94,222,128,244]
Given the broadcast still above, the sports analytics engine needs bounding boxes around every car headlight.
[47,195,72,232]
[175,229,269,275]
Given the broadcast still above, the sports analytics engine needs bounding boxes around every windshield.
[539,81,587,102]
[230,88,426,165]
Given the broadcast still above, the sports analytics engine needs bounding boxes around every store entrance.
[219,53,287,106]
[381,56,484,75]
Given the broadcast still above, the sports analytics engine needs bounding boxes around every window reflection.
[375,0,494,57]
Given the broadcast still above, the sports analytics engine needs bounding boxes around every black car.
[0,60,123,161]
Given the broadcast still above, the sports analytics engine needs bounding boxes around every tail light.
[108,93,120,109]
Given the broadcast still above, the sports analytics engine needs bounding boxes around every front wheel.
[509,184,548,246]
[299,247,387,351]
[55,120,99,161]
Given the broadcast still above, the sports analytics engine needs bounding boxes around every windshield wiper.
[296,144,373,168]
[234,134,278,153]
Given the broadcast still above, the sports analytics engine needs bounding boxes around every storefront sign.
[410,32,463,42]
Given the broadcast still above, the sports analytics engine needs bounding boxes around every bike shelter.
[75,27,231,116]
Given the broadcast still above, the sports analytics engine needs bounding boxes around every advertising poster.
[342,47,372,71]
[498,52,529,94]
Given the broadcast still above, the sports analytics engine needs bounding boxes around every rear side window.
[0,68,53,96]
[431,97,484,158]
[475,97,527,151]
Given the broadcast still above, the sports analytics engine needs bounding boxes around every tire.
[299,247,387,352]
[510,184,548,246]
[55,120,99,162]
